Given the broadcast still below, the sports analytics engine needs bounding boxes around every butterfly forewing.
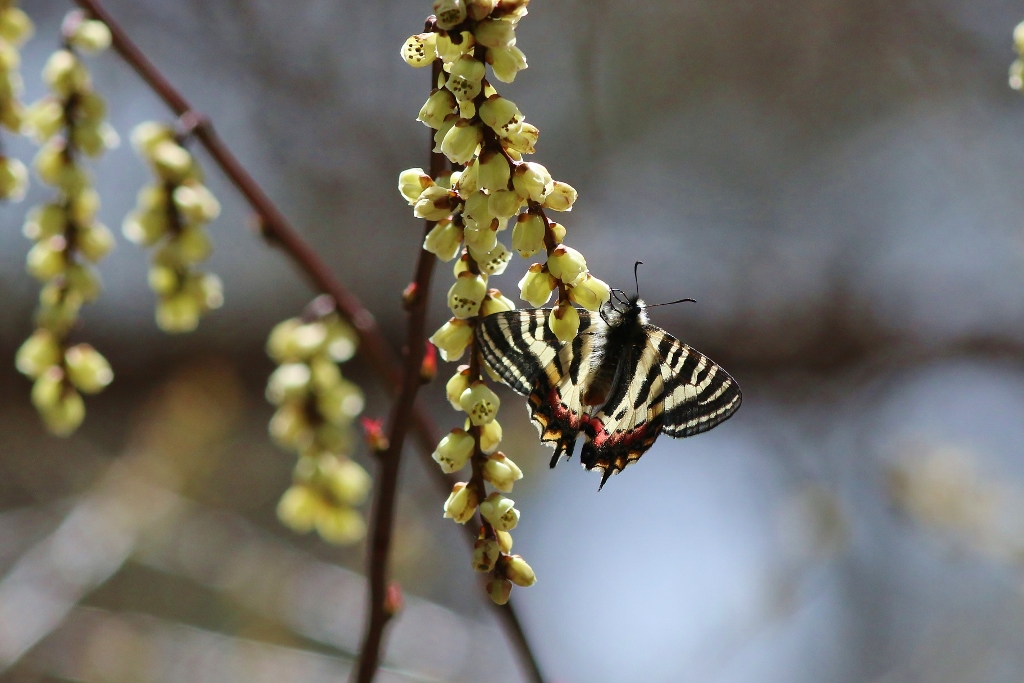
[647,325,742,438]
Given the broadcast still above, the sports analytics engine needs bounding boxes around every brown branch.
[69,3,546,681]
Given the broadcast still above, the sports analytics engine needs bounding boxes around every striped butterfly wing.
[648,325,742,438]
[579,325,741,489]
[476,309,602,464]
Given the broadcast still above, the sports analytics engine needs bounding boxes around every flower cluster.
[0,0,32,201]
[15,13,117,435]
[123,122,223,333]
[266,301,372,545]
[1011,20,1024,90]
[400,0,610,604]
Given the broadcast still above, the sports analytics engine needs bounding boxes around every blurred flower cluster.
[123,121,223,333]
[1010,20,1024,90]
[399,0,610,603]
[0,0,31,200]
[266,300,372,545]
[15,11,117,435]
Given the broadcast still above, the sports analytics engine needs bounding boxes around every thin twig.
[69,3,545,681]
[352,61,445,683]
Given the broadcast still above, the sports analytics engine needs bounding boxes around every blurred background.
[3,0,1024,681]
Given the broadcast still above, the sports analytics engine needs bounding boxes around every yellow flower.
[413,184,452,220]
[459,381,501,425]
[401,32,437,67]
[547,244,588,285]
[481,288,516,316]
[567,274,611,311]
[511,213,545,257]
[548,300,581,344]
[63,343,113,394]
[487,577,512,605]
[446,55,486,101]
[483,452,523,492]
[512,161,553,203]
[477,150,511,193]
[444,482,479,524]
[473,537,500,572]
[423,219,463,261]
[433,0,468,30]
[448,271,487,318]
[503,554,536,587]
[440,119,483,164]
[480,492,519,531]
[517,263,555,306]
[542,180,577,211]
[429,318,474,361]
[445,366,472,409]
[432,428,475,473]
[486,44,528,83]
[417,88,457,128]
[475,19,516,48]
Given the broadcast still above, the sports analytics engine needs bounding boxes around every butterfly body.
[476,295,741,489]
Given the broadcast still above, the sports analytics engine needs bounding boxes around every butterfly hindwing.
[579,329,669,488]
[477,309,600,463]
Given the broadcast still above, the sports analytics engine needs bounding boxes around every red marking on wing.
[546,387,584,430]
[582,415,652,449]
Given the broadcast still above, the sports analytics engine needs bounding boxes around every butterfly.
[476,284,742,489]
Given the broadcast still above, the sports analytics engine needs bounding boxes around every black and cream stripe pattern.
[476,296,741,489]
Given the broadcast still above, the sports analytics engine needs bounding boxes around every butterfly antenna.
[633,261,644,298]
[646,298,697,308]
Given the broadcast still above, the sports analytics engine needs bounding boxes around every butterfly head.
[603,289,648,328]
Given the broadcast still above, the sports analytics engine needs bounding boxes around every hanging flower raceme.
[266,300,371,545]
[1011,19,1024,90]
[400,0,622,604]
[0,0,32,201]
[123,121,223,333]
[15,12,117,436]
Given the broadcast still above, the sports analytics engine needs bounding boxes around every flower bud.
[31,366,64,411]
[323,457,372,506]
[401,32,437,67]
[463,222,499,256]
[413,184,452,221]
[63,343,113,394]
[122,209,169,246]
[423,220,463,261]
[454,158,479,195]
[477,150,511,193]
[468,0,498,20]
[505,122,539,154]
[443,482,479,524]
[483,452,523,492]
[265,363,311,404]
[429,318,473,361]
[549,300,581,344]
[486,44,528,83]
[156,293,202,333]
[542,181,577,212]
[517,263,555,307]
[475,19,516,48]
[433,0,467,29]
[478,95,523,135]
[448,271,487,318]
[446,55,486,101]
[77,222,115,262]
[480,492,519,531]
[511,213,545,257]
[42,50,88,97]
[15,330,61,378]
[471,242,511,276]
[481,288,516,317]
[150,140,194,183]
[399,167,435,204]
[495,529,513,553]
[41,387,85,437]
[131,121,174,157]
[488,189,523,219]
[68,19,112,53]
[472,537,500,572]
[25,99,64,142]
[445,366,472,410]
[512,162,553,203]
[440,119,483,164]
[432,428,475,473]
[503,554,537,587]
[0,7,32,46]
[478,418,502,454]
[316,507,366,545]
[417,88,457,129]
[23,204,65,241]
[460,381,501,425]
[549,221,566,243]
[547,244,588,285]
[487,577,513,605]
[26,236,67,281]
[173,183,220,223]
[277,484,320,533]
[432,114,458,153]
[0,156,27,201]
[568,274,611,311]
